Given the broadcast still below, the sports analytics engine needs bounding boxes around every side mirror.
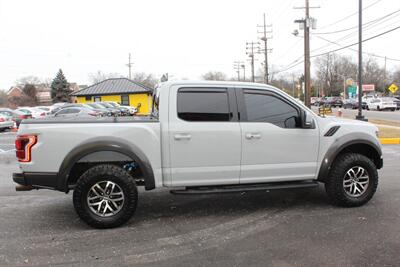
[302,110,314,129]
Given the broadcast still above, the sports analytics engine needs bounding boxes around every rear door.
[168,86,241,186]
[237,88,319,183]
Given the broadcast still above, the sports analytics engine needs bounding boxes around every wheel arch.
[57,140,155,192]
[317,133,383,182]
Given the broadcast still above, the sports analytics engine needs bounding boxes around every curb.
[380,138,400,145]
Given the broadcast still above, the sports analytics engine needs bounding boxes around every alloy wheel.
[87,181,125,217]
[343,166,369,197]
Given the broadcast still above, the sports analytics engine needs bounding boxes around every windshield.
[87,103,101,108]
[101,103,113,108]
[107,102,119,108]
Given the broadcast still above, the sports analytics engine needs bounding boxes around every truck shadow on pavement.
[38,184,331,230]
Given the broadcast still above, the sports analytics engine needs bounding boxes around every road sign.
[346,78,354,86]
[388,83,398,94]
[348,86,357,97]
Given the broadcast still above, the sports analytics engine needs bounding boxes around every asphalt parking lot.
[0,131,400,266]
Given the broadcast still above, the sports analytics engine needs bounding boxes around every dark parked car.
[104,102,130,116]
[325,97,343,107]
[97,102,122,116]
[343,99,367,109]
[0,108,32,127]
[85,103,113,116]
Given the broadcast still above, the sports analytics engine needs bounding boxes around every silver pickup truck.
[13,81,383,228]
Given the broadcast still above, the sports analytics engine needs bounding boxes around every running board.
[170,181,319,195]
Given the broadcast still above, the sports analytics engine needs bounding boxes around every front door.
[238,88,319,183]
[168,87,241,186]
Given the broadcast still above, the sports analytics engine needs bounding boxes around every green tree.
[51,69,71,103]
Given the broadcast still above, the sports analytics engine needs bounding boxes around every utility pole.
[233,61,244,81]
[257,13,273,84]
[356,0,366,121]
[241,64,246,81]
[292,74,295,97]
[127,53,133,79]
[384,56,387,87]
[246,42,260,82]
[294,0,319,108]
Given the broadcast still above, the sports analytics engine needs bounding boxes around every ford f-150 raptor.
[13,81,383,228]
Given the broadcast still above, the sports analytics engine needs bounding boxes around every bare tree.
[22,84,38,106]
[314,54,358,96]
[88,71,124,84]
[363,57,386,92]
[0,90,7,107]
[201,71,228,81]
[15,76,42,86]
[132,72,159,88]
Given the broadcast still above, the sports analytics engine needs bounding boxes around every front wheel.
[325,153,378,207]
[73,164,138,228]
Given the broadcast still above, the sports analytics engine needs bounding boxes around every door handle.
[174,133,192,140]
[245,132,261,140]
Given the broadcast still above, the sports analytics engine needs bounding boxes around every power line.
[313,8,400,35]
[312,25,400,58]
[310,14,400,56]
[272,24,400,75]
[318,0,383,30]
[314,35,400,62]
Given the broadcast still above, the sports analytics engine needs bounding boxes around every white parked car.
[0,114,14,131]
[13,81,383,229]
[36,106,53,116]
[367,97,397,111]
[16,107,47,119]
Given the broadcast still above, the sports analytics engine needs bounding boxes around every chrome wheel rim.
[87,181,125,217]
[343,166,369,197]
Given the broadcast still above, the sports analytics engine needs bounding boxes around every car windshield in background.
[107,102,119,108]
[99,103,113,108]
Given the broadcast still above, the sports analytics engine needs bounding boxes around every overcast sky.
[1,0,399,89]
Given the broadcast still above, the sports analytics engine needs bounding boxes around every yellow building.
[71,78,153,115]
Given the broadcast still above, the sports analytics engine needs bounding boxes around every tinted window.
[177,89,230,121]
[68,108,80,114]
[57,109,70,115]
[244,91,299,128]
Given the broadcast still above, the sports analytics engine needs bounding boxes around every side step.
[170,180,319,195]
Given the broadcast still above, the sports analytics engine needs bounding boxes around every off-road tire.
[73,164,138,228]
[325,153,378,207]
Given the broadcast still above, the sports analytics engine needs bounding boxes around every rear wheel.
[377,105,381,111]
[325,153,378,207]
[73,164,138,228]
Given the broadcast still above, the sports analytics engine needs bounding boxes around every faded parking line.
[0,149,15,154]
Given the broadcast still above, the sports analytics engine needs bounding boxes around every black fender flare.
[317,132,382,182]
[57,139,155,191]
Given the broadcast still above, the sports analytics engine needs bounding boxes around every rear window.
[177,88,231,122]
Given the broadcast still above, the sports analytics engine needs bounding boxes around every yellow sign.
[346,78,354,86]
[388,83,398,93]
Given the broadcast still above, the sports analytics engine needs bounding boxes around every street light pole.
[356,0,367,121]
